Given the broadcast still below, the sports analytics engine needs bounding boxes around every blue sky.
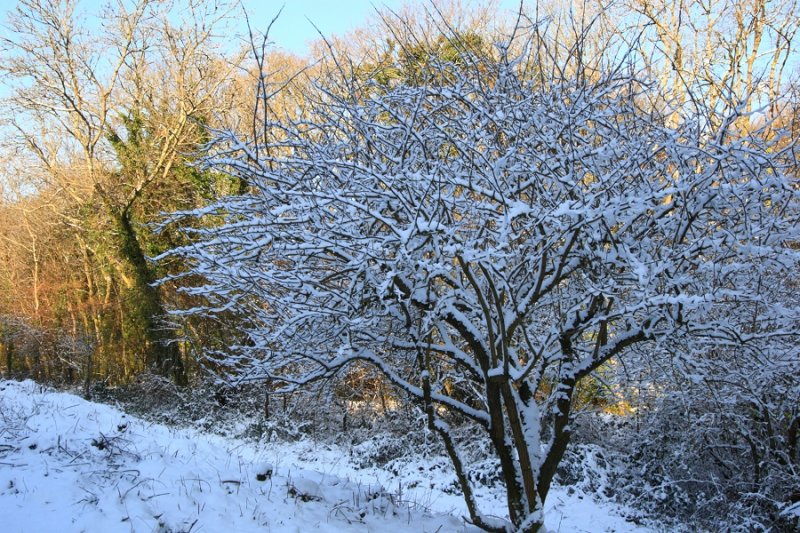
[243,0,408,55]
[0,0,507,99]
[1,1,519,57]
[241,1,522,56]
[0,0,408,56]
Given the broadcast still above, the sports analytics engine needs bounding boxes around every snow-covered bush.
[608,350,800,532]
[160,16,800,532]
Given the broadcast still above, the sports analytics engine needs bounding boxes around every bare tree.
[613,0,800,124]
[0,0,247,385]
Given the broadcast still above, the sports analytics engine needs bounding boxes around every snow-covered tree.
[161,24,800,532]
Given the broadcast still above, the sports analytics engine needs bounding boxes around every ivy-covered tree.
[0,0,246,386]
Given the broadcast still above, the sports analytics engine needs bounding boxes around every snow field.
[0,380,654,532]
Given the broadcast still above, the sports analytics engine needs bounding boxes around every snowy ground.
[0,380,656,532]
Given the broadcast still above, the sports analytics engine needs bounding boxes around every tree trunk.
[115,211,187,385]
[78,238,98,399]
[3,335,13,378]
[537,377,577,506]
